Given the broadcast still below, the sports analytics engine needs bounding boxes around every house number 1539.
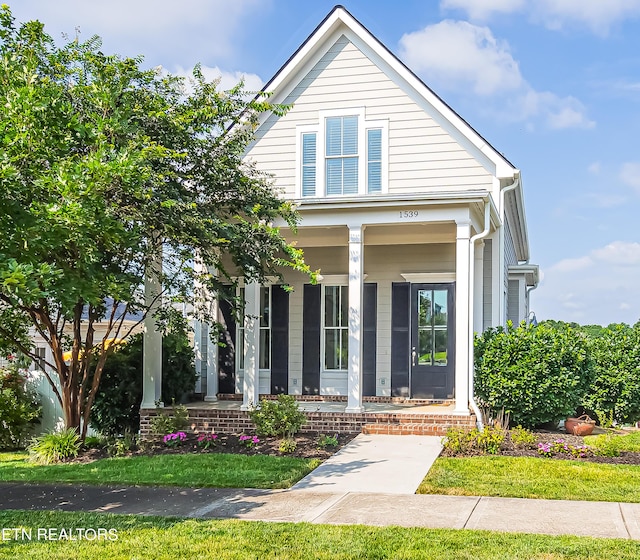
[399,210,419,218]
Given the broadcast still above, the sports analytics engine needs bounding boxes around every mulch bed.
[74,432,357,463]
[460,430,640,465]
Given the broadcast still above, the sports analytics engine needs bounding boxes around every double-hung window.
[298,111,387,197]
[325,116,358,195]
[323,285,348,370]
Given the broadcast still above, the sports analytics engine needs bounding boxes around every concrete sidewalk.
[292,434,443,494]
[2,483,640,540]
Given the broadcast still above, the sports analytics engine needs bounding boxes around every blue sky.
[10,0,640,326]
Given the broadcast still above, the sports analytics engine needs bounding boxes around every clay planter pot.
[565,415,596,436]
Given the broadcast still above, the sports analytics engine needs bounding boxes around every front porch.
[139,396,476,437]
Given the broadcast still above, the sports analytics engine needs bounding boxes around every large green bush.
[583,322,640,426]
[91,330,197,436]
[474,322,593,428]
[249,395,306,439]
[0,363,41,449]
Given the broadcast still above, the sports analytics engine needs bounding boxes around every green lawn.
[0,452,319,489]
[418,455,640,502]
[0,510,639,559]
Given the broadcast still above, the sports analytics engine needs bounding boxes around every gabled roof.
[260,5,517,179]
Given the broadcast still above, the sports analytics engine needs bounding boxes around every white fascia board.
[293,190,491,211]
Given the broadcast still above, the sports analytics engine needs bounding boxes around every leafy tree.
[0,7,311,439]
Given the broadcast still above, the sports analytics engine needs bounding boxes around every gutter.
[468,199,491,430]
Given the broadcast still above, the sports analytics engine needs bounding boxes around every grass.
[1,510,640,559]
[0,452,319,489]
[585,430,640,454]
[418,455,640,502]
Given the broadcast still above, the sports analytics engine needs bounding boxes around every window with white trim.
[323,285,348,370]
[297,111,387,198]
[237,286,271,371]
[326,116,358,195]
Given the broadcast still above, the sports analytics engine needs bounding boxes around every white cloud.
[440,0,525,21]
[551,256,593,272]
[538,241,640,324]
[399,20,522,96]
[398,21,593,129]
[441,0,640,34]
[532,0,640,35]
[12,0,264,68]
[619,162,640,192]
[591,241,640,265]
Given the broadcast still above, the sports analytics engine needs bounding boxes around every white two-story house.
[184,6,539,422]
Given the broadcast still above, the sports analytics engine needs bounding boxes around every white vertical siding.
[247,35,493,198]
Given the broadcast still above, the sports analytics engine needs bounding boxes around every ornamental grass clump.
[28,428,81,464]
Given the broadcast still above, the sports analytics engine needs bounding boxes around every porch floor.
[185,400,459,416]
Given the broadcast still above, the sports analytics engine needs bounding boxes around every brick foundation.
[140,407,475,438]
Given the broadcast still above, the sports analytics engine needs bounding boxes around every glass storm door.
[410,284,455,399]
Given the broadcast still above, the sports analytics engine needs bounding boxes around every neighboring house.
[184,6,539,418]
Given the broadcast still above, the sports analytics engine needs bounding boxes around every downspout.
[498,175,520,326]
[525,283,538,323]
[468,199,491,430]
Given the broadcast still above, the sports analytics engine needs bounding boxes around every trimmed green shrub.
[583,322,640,426]
[249,395,306,439]
[28,428,80,464]
[91,329,197,436]
[149,400,190,436]
[474,322,593,428]
[0,364,41,449]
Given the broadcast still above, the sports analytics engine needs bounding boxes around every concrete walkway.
[3,483,640,539]
[292,434,443,494]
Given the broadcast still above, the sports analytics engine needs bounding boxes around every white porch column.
[490,231,501,327]
[205,295,219,401]
[241,282,261,411]
[142,247,163,409]
[346,224,364,413]
[204,265,219,402]
[473,240,485,334]
[454,221,471,414]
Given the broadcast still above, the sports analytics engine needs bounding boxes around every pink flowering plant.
[537,438,593,459]
[197,433,218,449]
[239,435,260,448]
[163,431,187,448]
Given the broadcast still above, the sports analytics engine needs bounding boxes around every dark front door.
[410,284,455,399]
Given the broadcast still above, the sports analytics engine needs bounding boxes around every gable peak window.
[297,111,387,198]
